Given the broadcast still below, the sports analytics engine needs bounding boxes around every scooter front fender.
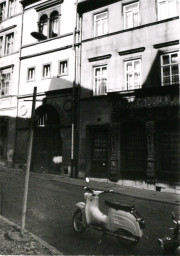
[75,202,87,226]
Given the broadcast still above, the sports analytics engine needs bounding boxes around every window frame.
[93,10,108,37]
[93,64,108,96]
[8,0,18,18]
[124,58,142,91]
[123,1,140,29]
[27,66,36,82]
[157,0,178,20]
[0,1,6,22]
[160,51,179,86]
[0,70,11,96]
[42,63,51,79]
[4,32,14,55]
[58,59,69,77]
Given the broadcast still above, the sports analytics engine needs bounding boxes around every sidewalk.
[1,167,180,206]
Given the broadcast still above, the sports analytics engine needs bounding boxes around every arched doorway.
[32,104,62,173]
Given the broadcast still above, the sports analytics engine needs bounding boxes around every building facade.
[77,0,179,191]
[0,0,22,167]
[14,0,78,176]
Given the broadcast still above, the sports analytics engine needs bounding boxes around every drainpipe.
[71,0,79,178]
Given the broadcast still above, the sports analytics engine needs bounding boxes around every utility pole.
[21,87,37,235]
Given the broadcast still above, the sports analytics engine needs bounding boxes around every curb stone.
[0,215,65,255]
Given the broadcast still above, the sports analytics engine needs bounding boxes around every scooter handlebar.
[84,187,113,194]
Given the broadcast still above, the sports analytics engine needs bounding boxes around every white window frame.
[123,2,140,29]
[157,0,178,20]
[124,59,141,90]
[161,51,179,86]
[42,63,51,79]
[8,0,18,17]
[27,67,35,82]
[0,36,3,57]
[5,32,14,55]
[94,11,108,37]
[93,65,108,96]
[58,59,68,76]
[0,1,6,22]
[0,71,11,96]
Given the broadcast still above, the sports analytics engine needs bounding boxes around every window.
[50,11,59,38]
[27,67,35,81]
[124,2,140,29]
[0,1,6,22]
[8,0,18,17]
[34,10,60,40]
[59,60,68,76]
[42,64,51,79]
[93,65,107,95]
[125,59,141,90]
[39,14,48,38]
[161,52,179,86]
[0,72,10,96]
[157,0,178,20]
[94,11,108,37]
[5,33,14,55]
[0,37,3,56]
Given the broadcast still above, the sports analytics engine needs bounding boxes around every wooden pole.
[21,87,37,235]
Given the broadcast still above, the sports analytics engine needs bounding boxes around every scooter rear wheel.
[116,229,139,247]
[72,209,86,233]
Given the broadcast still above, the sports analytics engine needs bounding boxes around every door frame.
[86,125,109,178]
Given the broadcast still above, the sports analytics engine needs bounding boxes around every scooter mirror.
[86,177,90,183]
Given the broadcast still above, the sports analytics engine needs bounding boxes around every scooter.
[72,177,145,247]
[158,212,180,255]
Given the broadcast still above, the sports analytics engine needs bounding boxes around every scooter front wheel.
[72,209,86,233]
[116,229,139,247]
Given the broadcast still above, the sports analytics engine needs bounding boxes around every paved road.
[0,171,179,255]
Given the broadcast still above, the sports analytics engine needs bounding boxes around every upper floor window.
[94,11,108,37]
[124,2,140,29]
[0,72,10,96]
[93,65,107,95]
[50,11,59,38]
[39,14,48,38]
[161,52,179,86]
[0,1,6,22]
[27,67,35,82]
[42,64,51,79]
[5,33,14,55]
[8,0,18,17]
[157,0,178,20]
[59,60,68,76]
[0,37,3,56]
[125,59,141,90]
[32,10,60,41]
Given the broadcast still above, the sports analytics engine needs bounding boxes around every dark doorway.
[32,105,62,173]
[89,127,108,178]
[157,119,180,182]
[122,122,147,179]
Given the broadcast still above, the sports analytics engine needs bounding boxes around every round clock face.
[20,105,27,116]
[63,100,72,112]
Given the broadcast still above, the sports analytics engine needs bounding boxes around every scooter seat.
[105,200,134,212]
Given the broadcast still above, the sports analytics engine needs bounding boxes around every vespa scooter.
[72,178,145,247]
[158,212,180,255]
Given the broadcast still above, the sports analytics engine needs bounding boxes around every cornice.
[153,40,179,49]
[0,25,16,33]
[118,47,145,56]
[88,54,112,62]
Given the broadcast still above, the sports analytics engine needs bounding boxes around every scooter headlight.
[84,192,89,200]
